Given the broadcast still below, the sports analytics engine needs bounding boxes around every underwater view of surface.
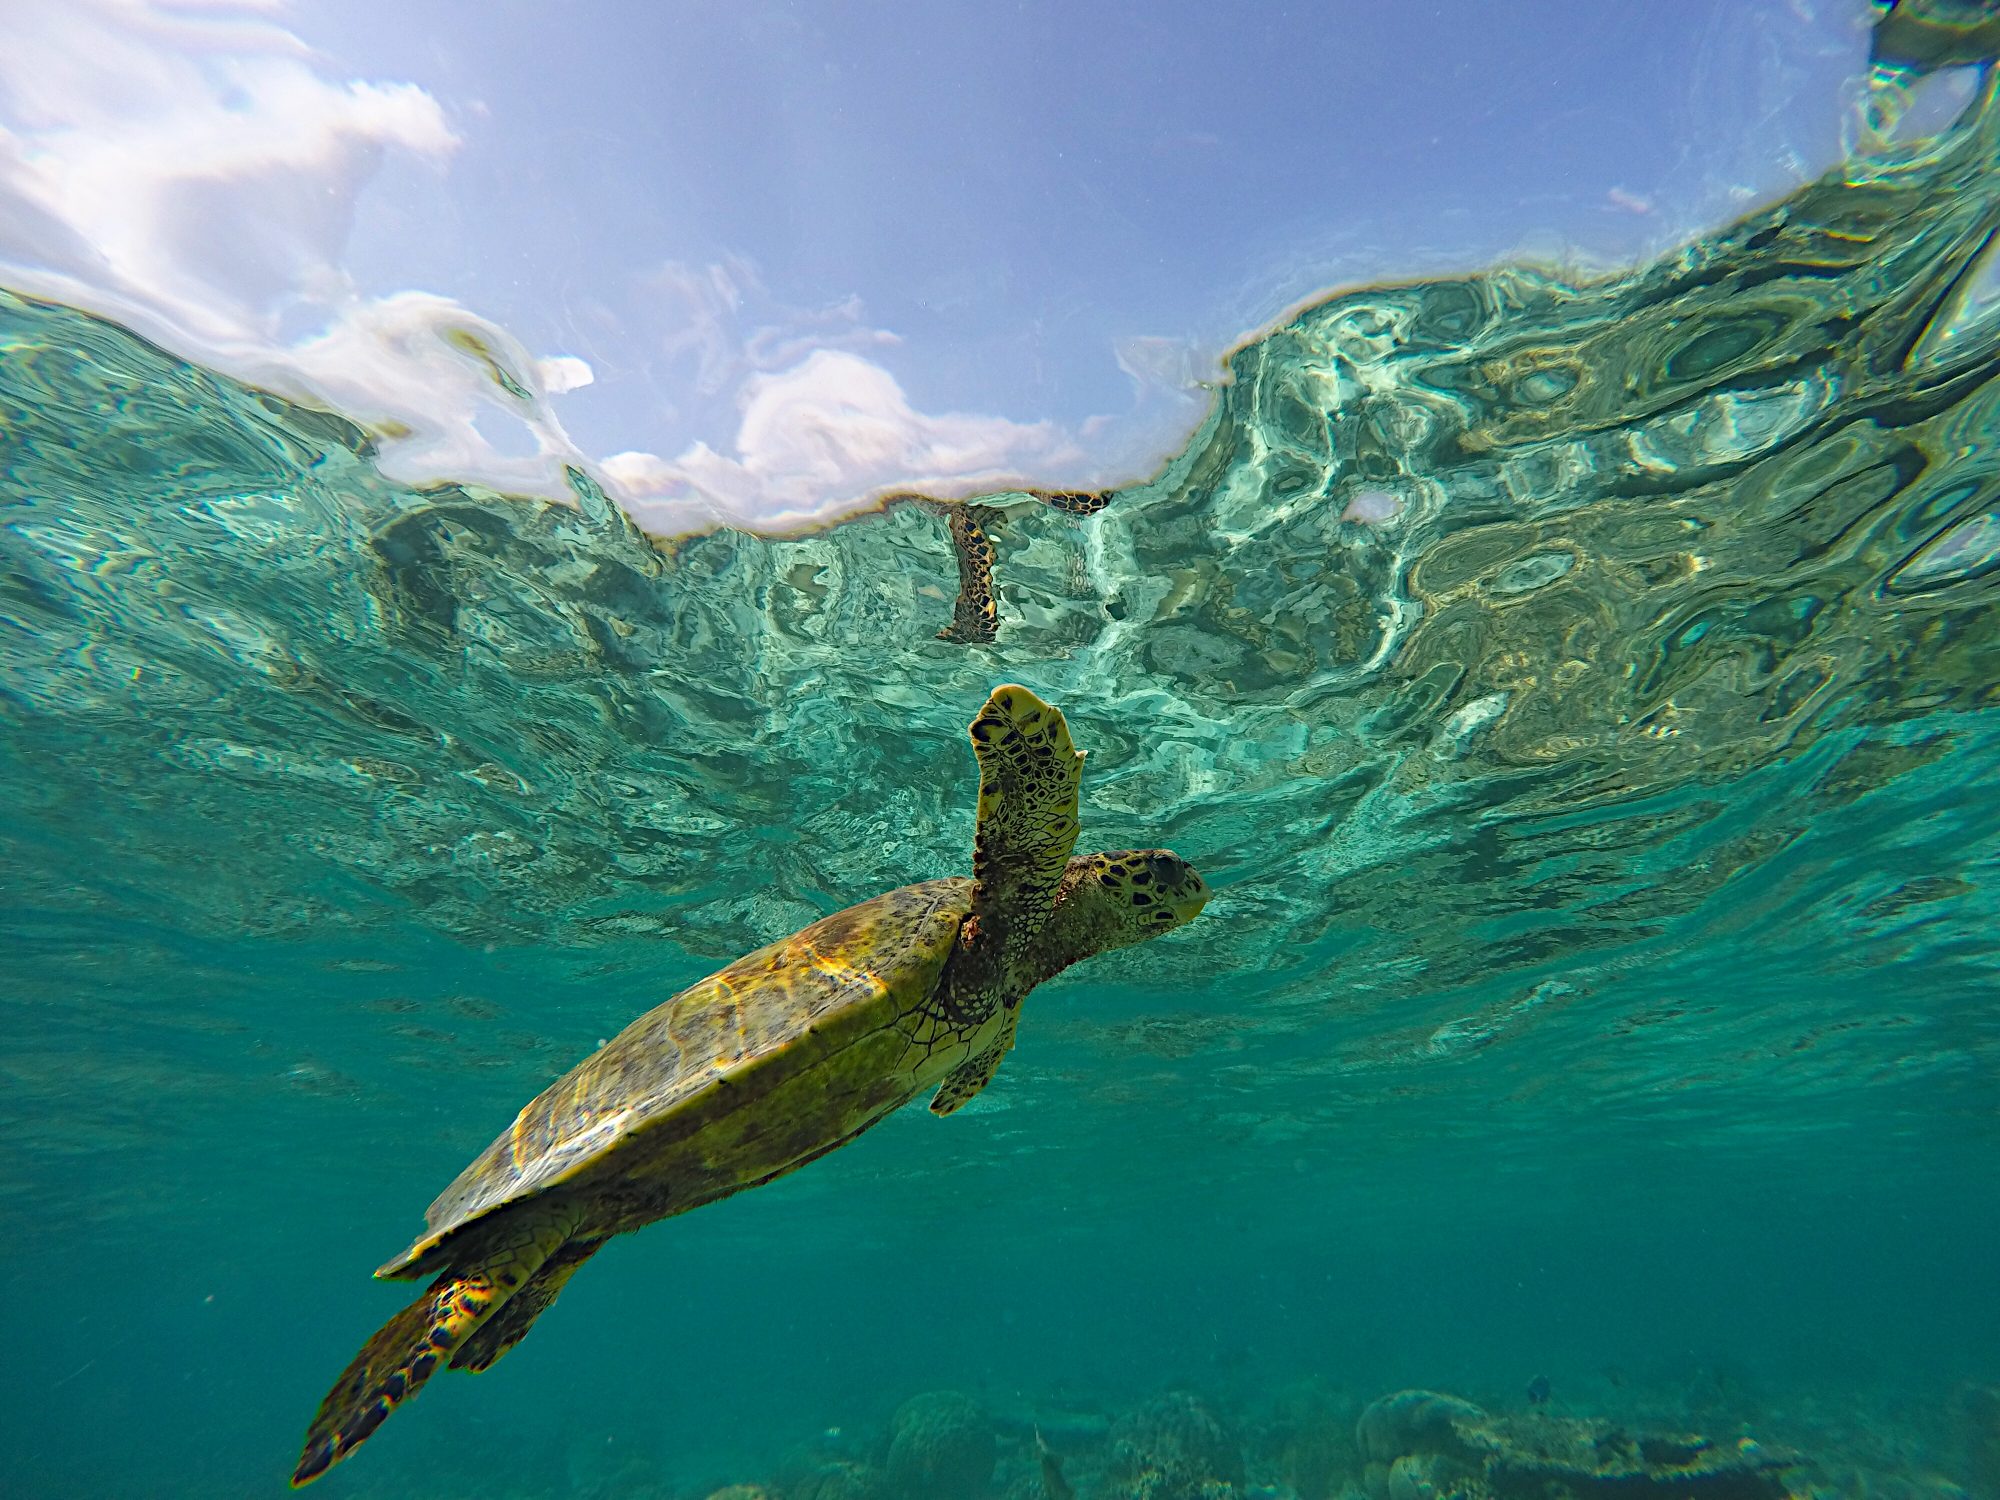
[6,7,2000,1500]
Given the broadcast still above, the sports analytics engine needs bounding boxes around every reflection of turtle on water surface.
[917,490,1113,644]
[293,684,1208,1486]
[933,500,1004,643]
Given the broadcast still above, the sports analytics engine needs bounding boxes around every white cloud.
[597,261,1095,532]
[268,293,589,487]
[0,1,1114,533]
[602,348,1086,535]
[536,356,595,395]
[0,0,590,500]
[0,3,454,332]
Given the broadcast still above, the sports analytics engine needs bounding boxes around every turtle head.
[1032,848,1208,978]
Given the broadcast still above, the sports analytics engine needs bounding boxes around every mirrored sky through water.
[0,1,1873,531]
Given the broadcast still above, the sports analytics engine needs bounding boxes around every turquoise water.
[6,44,2000,1500]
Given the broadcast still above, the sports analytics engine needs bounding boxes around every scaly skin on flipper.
[924,684,1084,1115]
[966,685,1083,963]
[292,1200,579,1486]
[449,1238,602,1373]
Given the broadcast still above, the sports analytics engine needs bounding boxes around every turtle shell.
[377,877,973,1278]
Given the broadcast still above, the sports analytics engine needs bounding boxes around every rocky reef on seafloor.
[577,1372,2000,1500]
[1356,1388,1802,1500]
[1254,1379,1362,1500]
[1100,1389,1247,1500]
[883,1390,999,1500]
[779,1457,887,1500]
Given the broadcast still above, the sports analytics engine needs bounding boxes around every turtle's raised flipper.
[451,1238,602,1373]
[292,1203,577,1486]
[968,685,1083,954]
[931,1010,1019,1116]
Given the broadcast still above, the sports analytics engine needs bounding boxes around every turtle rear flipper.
[292,1202,579,1486]
[451,1238,602,1373]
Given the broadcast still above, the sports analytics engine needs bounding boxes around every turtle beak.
[1175,870,1211,923]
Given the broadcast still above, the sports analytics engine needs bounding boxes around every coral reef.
[1356,1390,1801,1500]
[885,1391,997,1500]
[1359,1391,1491,1483]
[785,1459,887,1500]
[1257,1378,1363,1500]
[1104,1389,1246,1500]
[290,1374,1935,1500]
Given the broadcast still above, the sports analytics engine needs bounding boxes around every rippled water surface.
[4,47,2000,1500]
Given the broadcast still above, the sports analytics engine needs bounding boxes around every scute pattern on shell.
[383,878,974,1273]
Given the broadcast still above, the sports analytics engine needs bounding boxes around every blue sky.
[0,1,1872,532]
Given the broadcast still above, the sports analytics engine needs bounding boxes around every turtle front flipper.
[292,1201,580,1487]
[450,1237,602,1373]
[967,685,1084,961]
[930,1009,1019,1116]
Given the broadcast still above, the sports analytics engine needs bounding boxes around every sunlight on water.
[4,34,2000,1500]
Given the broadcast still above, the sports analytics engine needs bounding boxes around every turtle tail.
[291,1204,578,1487]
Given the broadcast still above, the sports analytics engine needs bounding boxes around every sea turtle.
[293,684,1209,1486]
